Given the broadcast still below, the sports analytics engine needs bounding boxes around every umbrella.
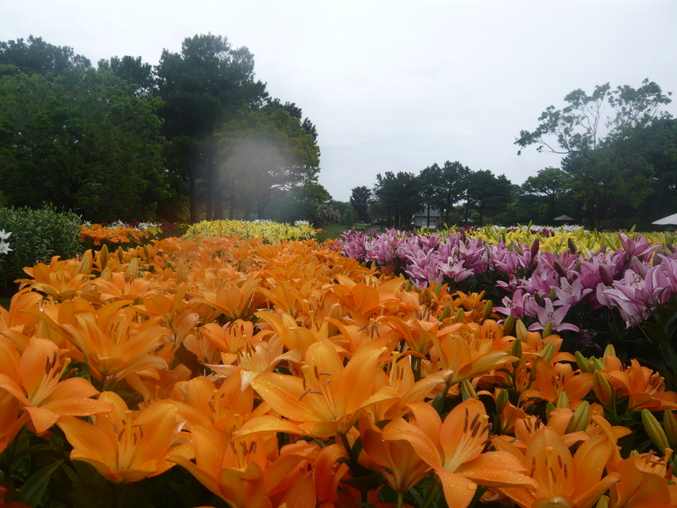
[653,213,677,225]
[554,215,574,221]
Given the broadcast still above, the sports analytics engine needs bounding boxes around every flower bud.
[530,238,540,260]
[455,308,465,323]
[178,262,187,284]
[541,341,555,363]
[503,314,515,335]
[510,336,522,360]
[98,243,109,271]
[76,255,92,275]
[545,401,556,420]
[595,495,609,508]
[116,246,124,262]
[599,265,614,286]
[591,357,605,371]
[554,260,568,278]
[460,379,478,401]
[542,321,553,339]
[516,319,529,342]
[593,371,614,407]
[568,237,577,255]
[495,389,509,415]
[442,303,452,320]
[483,299,494,321]
[534,292,546,307]
[566,401,590,433]
[126,257,139,280]
[555,391,569,409]
[663,410,677,450]
[642,409,670,454]
[575,351,591,373]
[603,343,616,358]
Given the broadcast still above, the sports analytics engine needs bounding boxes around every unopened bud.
[566,401,590,433]
[178,262,187,284]
[593,371,614,407]
[548,287,558,301]
[503,314,515,335]
[116,246,124,262]
[542,321,553,338]
[545,401,556,420]
[568,237,577,255]
[575,351,590,373]
[460,379,478,400]
[595,495,609,508]
[77,255,92,275]
[125,257,139,280]
[591,357,605,371]
[663,410,677,450]
[603,344,616,358]
[455,308,465,323]
[511,336,523,360]
[642,409,670,454]
[540,341,555,363]
[530,238,540,260]
[555,391,569,409]
[599,265,614,286]
[554,260,568,278]
[495,389,509,415]
[483,300,493,321]
[516,319,528,342]
[98,244,109,271]
[442,303,452,320]
[534,292,546,307]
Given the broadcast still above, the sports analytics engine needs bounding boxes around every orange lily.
[250,339,398,438]
[191,275,261,322]
[57,392,191,483]
[0,390,29,454]
[169,415,309,508]
[498,417,621,508]
[608,450,677,507]
[383,399,537,508]
[520,361,593,409]
[0,337,112,434]
[359,416,431,495]
[602,357,677,412]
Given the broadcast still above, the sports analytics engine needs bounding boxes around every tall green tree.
[350,186,371,223]
[215,106,320,219]
[373,171,421,228]
[0,36,91,76]
[522,167,570,222]
[516,80,673,229]
[463,170,512,225]
[97,55,155,97]
[155,34,268,222]
[0,68,168,221]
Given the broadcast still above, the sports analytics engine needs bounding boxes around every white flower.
[0,230,11,241]
[0,241,12,254]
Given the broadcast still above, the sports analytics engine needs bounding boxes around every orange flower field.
[1,236,676,508]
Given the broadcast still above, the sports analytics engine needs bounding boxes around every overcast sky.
[2,0,677,202]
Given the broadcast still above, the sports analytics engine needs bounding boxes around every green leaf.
[15,459,63,507]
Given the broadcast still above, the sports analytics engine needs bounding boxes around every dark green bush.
[0,205,83,290]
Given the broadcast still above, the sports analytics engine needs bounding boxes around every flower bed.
[0,233,676,507]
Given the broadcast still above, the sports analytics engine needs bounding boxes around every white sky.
[2,0,677,202]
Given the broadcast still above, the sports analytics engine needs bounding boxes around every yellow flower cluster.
[439,224,677,254]
[0,236,675,507]
[183,219,316,243]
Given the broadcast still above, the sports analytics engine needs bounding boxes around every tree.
[516,80,673,229]
[97,55,155,97]
[463,170,512,225]
[350,186,371,223]
[373,172,421,228]
[0,68,168,221]
[0,36,91,76]
[215,106,320,219]
[155,34,268,222]
[522,167,570,222]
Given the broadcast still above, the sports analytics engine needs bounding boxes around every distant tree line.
[0,35,324,223]
[345,80,677,230]
[0,40,674,230]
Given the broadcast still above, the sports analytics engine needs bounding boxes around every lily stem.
[420,479,442,508]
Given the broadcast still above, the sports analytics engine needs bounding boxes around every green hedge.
[0,205,83,289]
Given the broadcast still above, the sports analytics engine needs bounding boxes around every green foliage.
[349,186,371,223]
[0,205,82,288]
